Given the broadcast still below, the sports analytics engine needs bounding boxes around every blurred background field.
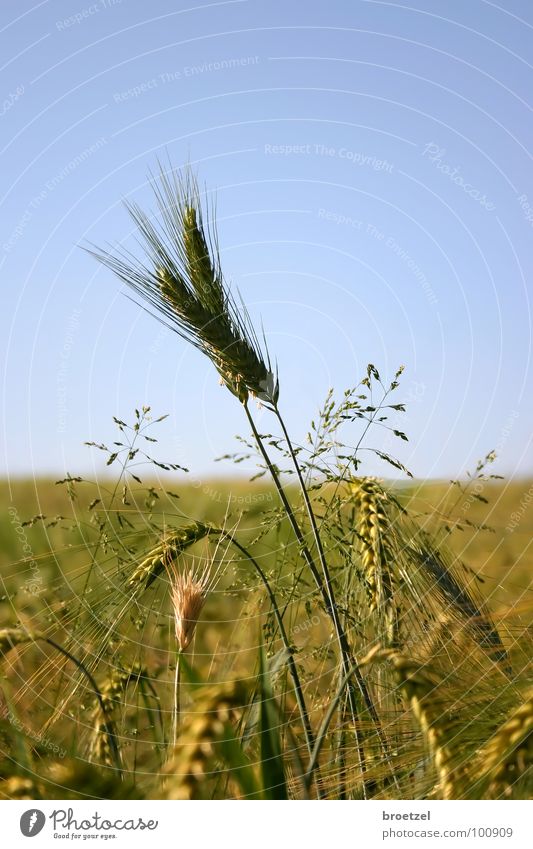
[0,474,531,798]
[2,475,532,613]
[1,474,531,680]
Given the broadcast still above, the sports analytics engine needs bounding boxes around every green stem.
[243,403,370,794]
[273,404,400,795]
[215,530,324,798]
[303,661,363,793]
[243,404,325,595]
[172,651,182,749]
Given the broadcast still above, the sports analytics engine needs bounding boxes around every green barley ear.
[89,164,279,405]
[182,204,225,316]
[126,523,213,592]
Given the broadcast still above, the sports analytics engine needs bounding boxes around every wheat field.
[0,168,531,801]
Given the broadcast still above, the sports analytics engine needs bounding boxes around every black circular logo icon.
[20,810,46,837]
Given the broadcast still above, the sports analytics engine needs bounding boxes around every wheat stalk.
[164,544,222,747]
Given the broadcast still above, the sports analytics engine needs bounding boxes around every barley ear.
[126,523,212,592]
[351,478,400,646]
[89,665,143,768]
[368,648,466,799]
[90,165,279,405]
[408,534,508,668]
[476,691,533,799]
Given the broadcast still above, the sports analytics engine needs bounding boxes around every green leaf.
[242,647,293,747]
[217,736,261,799]
[177,655,260,798]
[258,644,288,799]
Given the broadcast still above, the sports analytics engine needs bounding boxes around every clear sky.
[1,0,532,484]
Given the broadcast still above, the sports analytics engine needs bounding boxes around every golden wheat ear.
[351,477,400,646]
[365,648,467,800]
[476,691,533,799]
[88,164,278,405]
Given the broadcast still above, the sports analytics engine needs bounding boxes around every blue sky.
[1,0,532,483]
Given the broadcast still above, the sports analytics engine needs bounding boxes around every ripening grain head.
[166,557,214,652]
